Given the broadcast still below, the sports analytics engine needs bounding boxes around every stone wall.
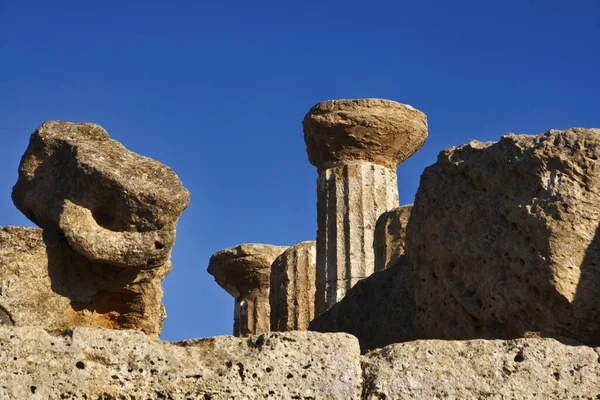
[1,326,598,399]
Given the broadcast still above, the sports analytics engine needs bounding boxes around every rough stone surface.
[362,338,600,399]
[374,204,412,271]
[407,128,600,346]
[208,244,289,336]
[0,226,169,338]
[0,326,362,400]
[270,241,316,332]
[303,98,428,170]
[309,256,417,353]
[12,121,190,268]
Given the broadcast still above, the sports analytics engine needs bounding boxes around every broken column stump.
[374,204,412,271]
[270,241,317,331]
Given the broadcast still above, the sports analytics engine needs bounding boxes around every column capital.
[208,243,289,300]
[303,98,428,170]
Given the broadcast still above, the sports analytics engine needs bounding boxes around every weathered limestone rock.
[12,121,190,268]
[374,204,412,271]
[309,255,417,353]
[407,128,600,345]
[303,99,427,314]
[362,338,600,399]
[5,121,189,337]
[208,244,288,336]
[270,241,316,332]
[0,326,362,399]
[0,227,169,337]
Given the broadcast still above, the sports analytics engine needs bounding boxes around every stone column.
[374,204,413,271]
[208,244,288,336]
[303,99,427,314]
[270,241,317,331]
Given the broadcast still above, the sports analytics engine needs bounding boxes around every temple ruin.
[1,104,599,398]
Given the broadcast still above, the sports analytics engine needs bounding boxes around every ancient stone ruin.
[304,99,427,314]
[270,241,317,332]
[374,204,412,271]
[2,121,190,339]
[408,128,600,345]
[207,244,289,336]
[1,107,600,398]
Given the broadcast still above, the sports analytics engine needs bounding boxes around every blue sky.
[0,0,598,340]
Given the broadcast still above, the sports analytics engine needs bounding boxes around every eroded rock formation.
[270,241,317,332]
[208,244,288,336]
[12,121,190,269]
[407,128,600,346]
[1,121,189,337]
[303,99,427,313]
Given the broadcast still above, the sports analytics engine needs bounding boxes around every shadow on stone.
[309,255,416,353]
[573,223,600,346]
[44,229,169,337]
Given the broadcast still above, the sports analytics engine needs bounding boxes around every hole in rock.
[553,372,560,381]
[92,205,128,232]
[237,363,245,380]
[514,351,525,362]
[75,361,85,369]
[155,241,164,250]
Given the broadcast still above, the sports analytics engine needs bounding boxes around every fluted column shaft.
[315,161,399,314]
[207,243,288,337]
[234,295,270,336]
[303,98,428,314]
[270,241,317,331]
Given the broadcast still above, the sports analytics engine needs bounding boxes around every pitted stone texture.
[374,204,412,271]
[407,128,600,346]
[303,98,428,170]
[362,338,600,399]
[208,243,289,336]
[0,227,169,337]
[0,326,362,400]
[270,241,316,331]
[12,121,190,268]
[310,256,417,353]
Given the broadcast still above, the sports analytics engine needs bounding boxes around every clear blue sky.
[0,0,598,340]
